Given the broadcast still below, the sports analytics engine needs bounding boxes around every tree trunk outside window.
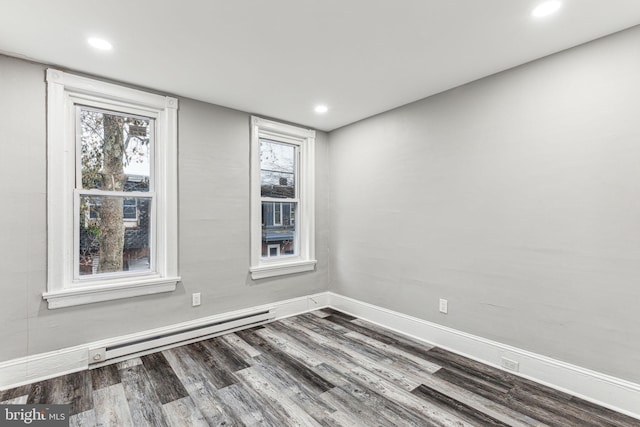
[98,115,125,273]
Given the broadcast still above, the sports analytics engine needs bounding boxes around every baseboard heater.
[89,309,275,365]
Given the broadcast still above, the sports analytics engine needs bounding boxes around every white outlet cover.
[192,293,201,306]
[501,357,520,372]
[439,298,448,314]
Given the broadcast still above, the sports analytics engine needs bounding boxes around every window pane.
[260,139,295,198]
[123,198,137,220]
[80,108,152,192]
[261,201,296,258]
[274,203,282,225]
[79,195,152,276]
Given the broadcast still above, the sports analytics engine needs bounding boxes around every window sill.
[250,260,317,280]
[43,276,180,309]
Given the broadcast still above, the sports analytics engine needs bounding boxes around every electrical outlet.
[501,357,519,372]
[192,293,201,307]
[439,298,448,314]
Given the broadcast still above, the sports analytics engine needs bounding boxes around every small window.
[273,202,283,226]
[250,117,316,279]
[267,245,280,257]
[83,196,138,222]
[87,198,100,220]
[123,198,138,220]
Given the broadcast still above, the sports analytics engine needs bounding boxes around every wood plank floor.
[1,309,638,426]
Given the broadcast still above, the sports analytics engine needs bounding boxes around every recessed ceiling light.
[314,105,328,114]
[532,1,562,18]
[88,37,113,51]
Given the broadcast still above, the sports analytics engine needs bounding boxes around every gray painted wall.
[2,25,639,385]
[329,26,640,383]
[0,55,329,361]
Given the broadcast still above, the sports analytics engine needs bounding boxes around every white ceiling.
[1,1,640,131]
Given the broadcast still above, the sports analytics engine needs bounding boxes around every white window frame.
[44,69,180,309]
[250,116,316,279]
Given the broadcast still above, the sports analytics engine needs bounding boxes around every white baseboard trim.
[2,290,638,421]
[328,292,640,420]
[0,347,88,392]
[0,292,329,391]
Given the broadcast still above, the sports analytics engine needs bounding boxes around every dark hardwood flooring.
[1,309,638,426]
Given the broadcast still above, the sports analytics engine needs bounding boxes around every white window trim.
[250,116,316,279]
[44,69,180,309]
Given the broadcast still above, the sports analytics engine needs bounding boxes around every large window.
[77,108,153,277]
[250,117,316,279]
[44,69,179,308]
